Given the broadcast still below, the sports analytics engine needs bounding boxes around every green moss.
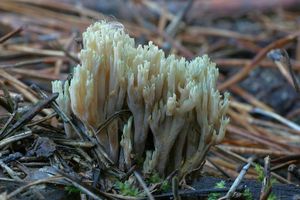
[161,180,171,192]
[242,188,253,200]
[208,180,226,200]
[64,185,81,194]
[146,172,170,192]
[215,180,226,188]
[255,164,264,182]
[115,181,141,197]
[267,192,277,200]
[148,173,161,184]
[208,181,254,200]
[254,164,277,200]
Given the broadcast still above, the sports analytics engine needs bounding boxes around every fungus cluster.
[52,21,229,177]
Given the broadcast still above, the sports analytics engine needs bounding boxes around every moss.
[115,181,141,197]
[254,164,277,200]
[64,185,81,195]
[207,181,225,200]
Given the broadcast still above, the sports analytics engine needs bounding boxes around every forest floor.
[1,0,300,199]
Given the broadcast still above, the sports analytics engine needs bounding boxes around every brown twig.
[7,176,63,200]
[260,156,272,200]
[267,48,300,92]
[219,157,253,199]
[0,27,23,44]
[218,32,300,90]
[134,171,155,200]
[0,92,58,139]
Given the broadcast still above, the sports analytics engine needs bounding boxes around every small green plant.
[161,180,171,192]
[208,180,226,200]
[65,185,81,194]
[148,173,161,184]
[254,164,277,200]
[208,191,220,200]
[115,181,141,197]
[255,164,264,182]
[268,193,277,200]
[242,188,253,200]
[208,181,254,200]
[215,180,226,188]
[146,172,170,192]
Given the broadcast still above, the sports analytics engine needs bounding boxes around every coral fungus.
[52,21,229,177]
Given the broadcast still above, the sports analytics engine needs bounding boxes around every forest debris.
[288,164,300,180]
[0,130,32,149]
[259,156,272,200]
[27,137,56,158]
[219,32,300,90]
[268,48,300,93]
[0,26,22,44]
[1,0,300,199]
[220,157,253,199]
[55,169,106,200]
[172,176,181,200]
[134,171,154,200]
[0,93,58,139]
[6,176,63,200]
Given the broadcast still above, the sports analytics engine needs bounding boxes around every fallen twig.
[219,157,253,199]
[55,169,106,200]
[0,93,58,139]
[134,171,155,200]
[7,176,63,200]
[219,32,300,90]
[268,48,300,93]
[0,130,32,149]
[260,156,272,200]
[0,27,23,44]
